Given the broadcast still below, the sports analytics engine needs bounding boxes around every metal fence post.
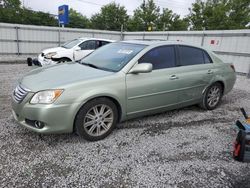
[15,26,20,56]
[120,24,124,41]
[247,65,250,79]
[58,28,61,46]
[201,32,205,46]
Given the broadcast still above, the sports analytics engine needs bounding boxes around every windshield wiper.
[81,62,99,69]
[80,62,116,72]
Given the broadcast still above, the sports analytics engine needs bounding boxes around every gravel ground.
[0,64,250,188]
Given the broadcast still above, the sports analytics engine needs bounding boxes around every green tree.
[188,0,205,30]
[0,0,22,23]
[0,0,58,26]
[91,2,128,31]
[0,0,21,8]
[227,0,250,29]
[128,0,160,31]
[157,8,188,31]
[18,8,57,26]
[203,0,230,30]
[188,0,250,30]
[67,8,90,28]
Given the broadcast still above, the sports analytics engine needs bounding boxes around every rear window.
[203,51,213,64]
[178,46,212,66]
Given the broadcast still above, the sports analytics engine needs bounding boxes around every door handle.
[207,70,213,74]
[170,75,179,80]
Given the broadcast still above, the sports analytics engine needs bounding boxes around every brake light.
[230,64,235,72]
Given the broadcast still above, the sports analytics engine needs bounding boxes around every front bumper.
[37,54,58,66]
[11,93,80,134]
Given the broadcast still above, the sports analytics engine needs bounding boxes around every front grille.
[13,84,30,103]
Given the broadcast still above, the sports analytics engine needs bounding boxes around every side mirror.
[129,63,152,74]
[74,46,81,51]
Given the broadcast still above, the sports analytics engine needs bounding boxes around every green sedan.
[12,41,236,141]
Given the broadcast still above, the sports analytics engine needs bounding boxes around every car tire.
[200,82,223,110]
[58,58,70,64]
[75,97,118,141]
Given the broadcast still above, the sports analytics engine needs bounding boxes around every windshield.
[61,39,82,49]
[80,42,147,72]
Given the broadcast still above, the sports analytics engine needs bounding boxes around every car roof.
[121,40,188,46]
[78,37,115,42]
[120,40,209,51]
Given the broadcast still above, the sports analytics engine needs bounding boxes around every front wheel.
[75,98,118,141]
[57,58,70,64]
[200,83,223,110]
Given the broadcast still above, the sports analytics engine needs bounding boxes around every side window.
[96,41,110,49]
[138,46,176,70]
[178,46,205,66]
[79,40,96,50]
[203,51,213,64]
[101,41,110,46]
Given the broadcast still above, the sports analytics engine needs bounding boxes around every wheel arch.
[214,80,225,94]
[203,80,225,95]
[73,95,123,132]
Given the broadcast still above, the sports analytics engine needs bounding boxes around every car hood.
[42,47,66,54]
[20,62,114,92]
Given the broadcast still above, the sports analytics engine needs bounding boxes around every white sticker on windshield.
[117,49,133,54]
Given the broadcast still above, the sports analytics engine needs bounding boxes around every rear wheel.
[75,98,118,141]
[200,82,223,110]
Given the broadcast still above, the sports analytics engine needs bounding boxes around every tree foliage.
[188,0,250,30]
[0,0,57,26]
[0,0,21,8]
[157,8,188,31]
[0,0,249,31]
[67,8,90,29]
[91,2,128,31]
[128,0,160,31]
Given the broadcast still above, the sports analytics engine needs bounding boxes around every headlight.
[30,90,63,104]
[45,52,57,59]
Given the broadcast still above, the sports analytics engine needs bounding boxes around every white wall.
[0,22,249,73]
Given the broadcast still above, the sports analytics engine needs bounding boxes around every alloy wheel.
[207,85,221,108]
[83,104,114,137]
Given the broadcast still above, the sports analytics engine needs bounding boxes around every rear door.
[174,45,215,102]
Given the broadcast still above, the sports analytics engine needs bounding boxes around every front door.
[126,45,180,117]
[74,40,96,61]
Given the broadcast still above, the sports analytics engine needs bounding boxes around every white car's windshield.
[61,39,82,49]
[80,42,147,72]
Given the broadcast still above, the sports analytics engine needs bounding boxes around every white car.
[35,38,114,66]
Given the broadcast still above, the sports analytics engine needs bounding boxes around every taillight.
[230,64,235,72]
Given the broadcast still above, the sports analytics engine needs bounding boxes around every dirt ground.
[0,64,250,187]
